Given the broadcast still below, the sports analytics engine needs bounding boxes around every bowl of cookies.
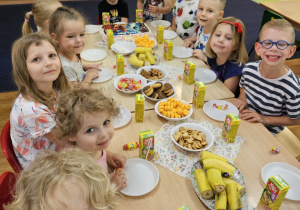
[170,123,214,152]
[142,81,175,101]
[136,66,167,82]
[155,98,193,121]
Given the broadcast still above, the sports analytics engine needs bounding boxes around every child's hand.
[84,69,99,80]
[110,168,127,191]
[184,40,194,48]
[239,110,265,124]
[107,151,126,168]
[233,98,248,112]
[83,62,103,71]
[149,5,159,14]
[192,49,206,60]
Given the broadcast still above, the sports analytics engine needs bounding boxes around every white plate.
[114,74,147,94]
[90,67,113,83]
[170,123,214,152]
[151,20,171,28]
[155,98,193,121]
[155,30,177,40]
[194,68,217,84]
[111,41,136,55]
[203,100,239,122]
[121,158,159,196]
[261,162,300,201]
[80,49,107,62]
[136,65,167,82]
[85,25,100,34]
[112,106,131,128]
[173,46,193,58]
[135,38,157,48]
[142,81,176,102]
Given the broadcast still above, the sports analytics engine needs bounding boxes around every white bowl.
[130,53,160,69]
[170,123,214,152]
[154,98,193,121]
[135,38,157,48]
[114,74,147,94]
[136,65,167,82]
[142,81,176,102]
[111,41,136,56]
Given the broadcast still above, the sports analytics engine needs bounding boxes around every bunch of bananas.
[128,47,156,67]
[195,151,245,210]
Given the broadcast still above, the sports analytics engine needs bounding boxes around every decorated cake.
[100,22,152,41]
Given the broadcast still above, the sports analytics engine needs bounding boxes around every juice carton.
[139,130,155,160]
[221,113,240,143]
[107,29,114,49]
[183,61,196,85]
[157,25,164,44]
[193,81,206,108]
[163,40,173,61]
[102,12,110,25]
[116,54,124,76]
[177,205,191,210]
[259,175,290,210]
[135,94,144,122]
[136,9,143,23]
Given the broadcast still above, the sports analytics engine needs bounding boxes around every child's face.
[197,0,224,29]
[55,19,86,56]
[255,28,296,68]
[26,40,61,89]
[70,111,114,154]
[210,24,236,57]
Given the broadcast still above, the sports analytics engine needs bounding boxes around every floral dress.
[10,92,58,168]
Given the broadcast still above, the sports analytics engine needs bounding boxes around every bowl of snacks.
[155,98,193,121]
[114,74,147,94]
[111,41,136,56]
[170,123,214,152]
[142,81,176,102]
[134,34,157,48]
[129,51,159,69]
[137,66,167,81]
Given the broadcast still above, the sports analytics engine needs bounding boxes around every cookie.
[166,89,174,96]
[153,82,163,89]
[163,83,172,91]
[150,92,158,99]
[143,86,151,93]
[158,91,167,99]
[145,87,154,96]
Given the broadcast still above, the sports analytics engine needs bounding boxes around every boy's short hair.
[219,0,226,11]
[259,19,295,43]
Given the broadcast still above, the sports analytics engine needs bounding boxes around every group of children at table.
[3,0,299,209]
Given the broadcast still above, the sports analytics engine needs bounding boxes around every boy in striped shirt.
[234,19,300,135]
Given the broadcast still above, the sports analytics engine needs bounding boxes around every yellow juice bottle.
[163,40,173,61]
[107,29,114,49]
[116,54,124,76]
[157,25,164,44]
[102,12,110,25]
[135,94,144,122]
[193,81,206,108]
[136,9,143,23]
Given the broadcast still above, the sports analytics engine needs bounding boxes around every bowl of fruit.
[128,47,159,69]
[114,74,147,94]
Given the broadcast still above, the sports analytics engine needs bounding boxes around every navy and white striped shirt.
[240,61,300,134]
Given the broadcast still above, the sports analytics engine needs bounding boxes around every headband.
[24,11,32,22]
[220,21,243,36]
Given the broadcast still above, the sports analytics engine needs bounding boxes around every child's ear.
[69,136,77,142]
[218,11,224,20]
[45,19,50,28]
[254,42,262,56]
[286,45,297,59]
[51,33,59,43]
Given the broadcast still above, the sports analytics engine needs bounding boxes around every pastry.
[153,82,162,88]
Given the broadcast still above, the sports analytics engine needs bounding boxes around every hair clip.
[24,18,29,22]
[29,11,32,15]
[220,20,243,35]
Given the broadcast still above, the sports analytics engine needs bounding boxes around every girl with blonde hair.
[10,32,71,168]
[195,16,248,97]
[4,149,117,210]
[22,0,62,35]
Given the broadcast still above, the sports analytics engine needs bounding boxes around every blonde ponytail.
[22,11,33,36]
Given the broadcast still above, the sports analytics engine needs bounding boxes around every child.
[22,0,62,35]
[137,0,171,21]
[98,0,129,24]
[4,149,117,210]
[171,0,199,40]
[185,0,225,52]
[195,17,248,98]
[10,32,71,168]
[234,19,300,135]
[49,7,102,88]
[54,88,127,191]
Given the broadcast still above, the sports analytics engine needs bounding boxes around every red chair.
[0,171,16,210]
[1,121,22,173]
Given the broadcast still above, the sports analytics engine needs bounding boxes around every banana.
[206,168,226,193]
[194,169,214,199]
[215,190,227,210]
[138,53,146,61]
[223,178,245,197]
[135,47,152,54]
[226,183,243,210]
[199,151,228,163]
[129,54,144,67]
[203,159,236,178]
[145,51,156,65]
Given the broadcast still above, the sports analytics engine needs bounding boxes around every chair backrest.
[0,121,22,173]
[260,9,284,30]
[0,171,16,210]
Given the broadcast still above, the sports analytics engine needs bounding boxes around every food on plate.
[199,150,228,163]
[172,126,207,150]
[223,178,245,197]
[135,47,153,54]
[146,51,156,64]
[203,159,236,179]
[134,34,155,47]
[128,54,144,67]
[206,168,226,193]
[139,68,164,80]
[226,183,243,210]
[117,77,142,91]
[158,98,191,118]
[194,169,214,199]
[143,82,174,99]
[215,190,227,210]
[129,48,157,67]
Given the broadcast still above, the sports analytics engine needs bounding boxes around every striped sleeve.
[62,66,77,82]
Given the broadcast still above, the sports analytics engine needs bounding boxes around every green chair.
[248,9,300,59]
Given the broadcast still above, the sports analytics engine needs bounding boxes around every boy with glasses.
[234,19,300,135]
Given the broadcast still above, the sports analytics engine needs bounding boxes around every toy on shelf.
[123,141,139,150]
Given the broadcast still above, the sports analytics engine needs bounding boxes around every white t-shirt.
[194,25,210,53]
[59,54,84,83]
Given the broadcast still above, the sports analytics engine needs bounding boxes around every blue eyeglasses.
[259,39,294,50]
